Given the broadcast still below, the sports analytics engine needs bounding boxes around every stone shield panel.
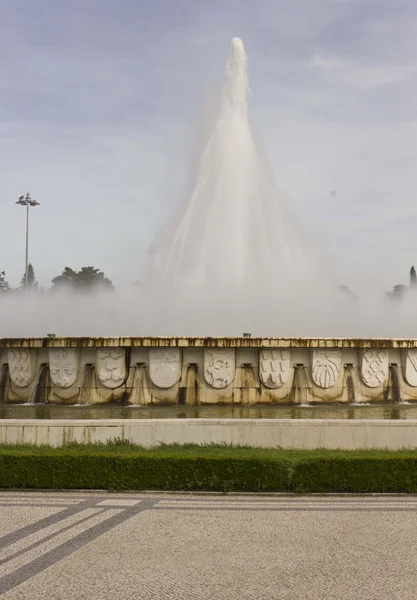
[149,348,181,388]
[405,349,417,386]
[96,349,126,388]
[204,349,235,389]
[260,349,290,388]
[8,348,35,388]
[312,349,342,389]
[361,349,389,388]
[48,349,79,388]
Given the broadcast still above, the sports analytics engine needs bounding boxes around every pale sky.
[1,0,417,294]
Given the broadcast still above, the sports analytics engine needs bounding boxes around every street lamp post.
[16,193,40,289]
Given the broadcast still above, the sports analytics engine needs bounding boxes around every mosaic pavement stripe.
[0,498,158,596]
[1,509,121,577]
[152,504,417,512]
[0,495,88,500]
[0,497,105,551]
[96,499,142,507]
[0,508,104,564]
[152,506,417,511]
[0,503,85,509]
[0,499,81,504]
[156,500,417,507]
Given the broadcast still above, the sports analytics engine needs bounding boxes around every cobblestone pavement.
[1,493,417,599]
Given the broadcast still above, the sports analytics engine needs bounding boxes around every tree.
[51,266,113,293]
[20,263,38,290]
[0,271,9,293]
[50,267,77,290]
[386,284,406,301]
[411,266,417,288]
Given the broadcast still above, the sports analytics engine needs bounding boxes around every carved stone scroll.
[96,348,126,388]
[405,349,417,387]
[149,348,181,388]
[361,349,388,388]
[8,349,35,388]
[204,349,235,389]
[49,349,79,388]
[312,349,342,389]
[260,349,290,388]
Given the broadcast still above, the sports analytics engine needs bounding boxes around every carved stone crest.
[204,349,235,389]
[260,349,290,388]
[96,348,126,388]
[361,349,388,388]
[405,349,417,386]
[149,348,181,388]
[48,349,79,388]
[312,349,342,389]
[8,349,34,388]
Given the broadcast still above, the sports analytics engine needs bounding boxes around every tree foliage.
[51,266,113,293]
[411,266,417,288]
[384,265,417,300]
[386,284,406,301]
[0,271,10,293]
[20,263,38,290]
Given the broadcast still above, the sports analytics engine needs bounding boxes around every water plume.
[0,38,414,339]
[147,37,325,292]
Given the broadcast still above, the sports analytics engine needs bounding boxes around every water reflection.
[1,403,417,420]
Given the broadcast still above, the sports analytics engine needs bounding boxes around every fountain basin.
[1,336,417,406]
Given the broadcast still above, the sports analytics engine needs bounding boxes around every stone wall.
[2,418,417,449]
[1,337,417,405]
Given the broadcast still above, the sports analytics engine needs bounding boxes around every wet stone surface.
[2,402,417,420]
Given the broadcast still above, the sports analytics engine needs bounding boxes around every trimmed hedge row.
[2,447,417,492]
[0,454,289,492]
[290,457,417,493]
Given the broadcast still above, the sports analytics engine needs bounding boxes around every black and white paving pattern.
[0,493,416,599]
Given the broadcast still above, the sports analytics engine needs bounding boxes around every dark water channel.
[1,403,417,420]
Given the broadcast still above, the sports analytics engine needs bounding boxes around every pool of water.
[1,403,417,420]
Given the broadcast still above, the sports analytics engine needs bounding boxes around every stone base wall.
[2,418,417,450]
[1,337,417,405]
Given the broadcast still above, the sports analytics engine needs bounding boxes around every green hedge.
[291,457,417,493]
[2,445,417,492]
[0,448,290,492]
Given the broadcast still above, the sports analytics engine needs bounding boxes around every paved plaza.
[0,493,416,599]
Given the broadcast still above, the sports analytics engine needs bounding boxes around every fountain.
[148,38,324,292]
[1,38,417,450]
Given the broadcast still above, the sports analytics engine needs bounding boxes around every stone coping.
[1,336,417,348]
[2,418,417,426]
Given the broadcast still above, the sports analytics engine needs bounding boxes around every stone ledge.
[2,336,417,349]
